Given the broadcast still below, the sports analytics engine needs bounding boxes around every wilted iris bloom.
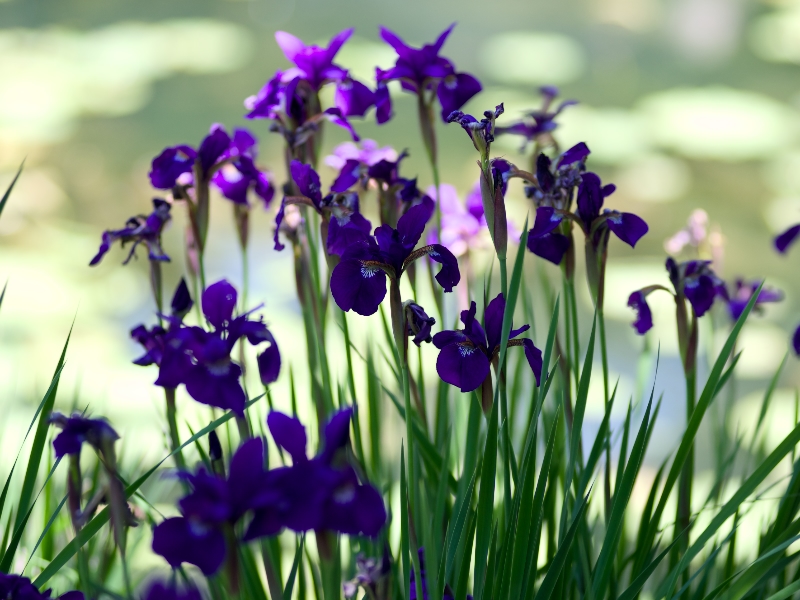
[405,302,436,346]
[496,86,577,152]
[246,409,386,539]
[343,553,387,599]
[376,24,481,122]
[528,171,648,266]
[628,258,728,335]
[330,196,460,316]
[274,160,372,255]
[727,279,783,321]
[0,573,83,600]
[152,438,274,576]
[49,412,119,459]
[432,294,543,394]
[90,198,171,266]
[155,280,281,415]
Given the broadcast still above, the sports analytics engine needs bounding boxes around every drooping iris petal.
[152,517,227,576]
[335,79,376,117]
[530,206,563,238]
[320,470,386,536]
[628,291,653,334]
[267,412,308,464]
[435,341,491,393]
[527,231,569,265]
[323,108,361,141]
[605,212,649,247]
[437,72,482,120]
[775,224,800,254]
[184,364,246,415]
[425,244,461,292]
[257,329,282,385]
[273,200,287,251]
[202,280,238,329]
[521,338,544,385]
[330,252,388,316]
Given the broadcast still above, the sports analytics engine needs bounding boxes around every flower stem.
[498,257,513,525]
[164,387,186,471]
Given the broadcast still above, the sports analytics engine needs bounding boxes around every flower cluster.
[132,279,280,415]
[152,409,386,576]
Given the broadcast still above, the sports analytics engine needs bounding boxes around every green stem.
[164,387,186,471]
[498,257,513,529]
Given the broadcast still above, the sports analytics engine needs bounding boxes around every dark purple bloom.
[775,224,800,254]
[727,279,783,321]
[150,124,231,190]
[90,198,171,266]
[246,409,387,539]
[49,412,119,459]
[211,128,275,208]
[432,294,543,392]
[274,160,372,254]
[154,280,281,414]
[377,24,481,121]
[793,324,800,356]
[131,279,193,369]
[525,143,588,210]
[0,573,84,600]
[526,170,647,265]
[152,438,274,575]
[496,86,577,151]
[627,291,654,335]
[628,259,728,335]
[142,581,202,600]
[331,197,460,316]
[405,302,436,346]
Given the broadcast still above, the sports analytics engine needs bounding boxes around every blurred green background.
[1,0,799,480]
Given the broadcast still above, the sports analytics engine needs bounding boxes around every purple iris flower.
[495,86,577,151]
[246,409,386,539]
[727,279,783,321]
[130,279,193,369]
[89,198,171,266]
[325,140,398,173]
[376,24,481,122]
[142,581,202,600]
[49,412,119,459]
[793,325,800,355]
[0,573,83,600]
[155,280,281,415]
[432,294,543,393]
[775,223,800,254]
[274,29,376,118]
[343,553,388,599]
[210,128,275,208]
[627,258,728,335]
[330,196,460,316]
[150,124,232,190]
[527,169,647,266]
[274,160,372,255]
[152,438,276,576]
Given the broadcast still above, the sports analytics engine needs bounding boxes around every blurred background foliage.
[1,0,800,508]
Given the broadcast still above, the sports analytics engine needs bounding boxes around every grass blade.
[0,160,23,220]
